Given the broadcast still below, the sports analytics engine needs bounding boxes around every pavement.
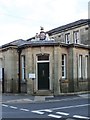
[2,93,54,103]
[1,91,90,103]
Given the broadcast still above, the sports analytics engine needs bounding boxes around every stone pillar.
[88,1,90,91]
[26,48,33,94]
[53,47,60,95]
[88,51,90,91]
[88,12,90,91]
[68,47,74,92]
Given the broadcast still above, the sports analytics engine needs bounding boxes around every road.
[2,94,90,120]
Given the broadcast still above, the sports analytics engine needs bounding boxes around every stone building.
[0,19,90,95]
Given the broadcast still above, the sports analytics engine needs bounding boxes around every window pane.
[62,72,64,76]
[65,33,70,43]
[78,55,82,78]
[62,66,64,71]
[21,56,25,80]
[73,31,79,44]
[62,61,64,65]
[38,55,49,61]
[85,56,88,79]
[62,55,64,60]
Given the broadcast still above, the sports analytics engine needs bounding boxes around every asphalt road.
[2,94,90,120]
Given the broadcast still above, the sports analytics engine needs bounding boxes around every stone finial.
[40,26,44,31]
[35,33,39,40]
[39,26,46,40]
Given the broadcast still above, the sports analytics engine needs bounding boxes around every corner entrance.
[38,62,49,90]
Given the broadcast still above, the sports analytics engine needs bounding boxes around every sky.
[0,0,89,46]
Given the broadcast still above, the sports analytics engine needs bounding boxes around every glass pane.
[62,71,64,76]
[62,61,64,65]
[62,66,64,71]
[38,55,49,61]
[62,55,64,60]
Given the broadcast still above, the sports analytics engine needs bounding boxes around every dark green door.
[38,63,49,90]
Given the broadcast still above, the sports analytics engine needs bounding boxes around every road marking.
[43,109,52,112]
[48,114,62,118]
[2,104,29,112]
[31,104,90,112]
[51,104,90,111]
[66,118,77,120]
[2,104,8,107]
[56,111,69,116]
[73,115,90,119]
[31,109,52,115]
[20,108,29,112]
[9,106,17,109]
[32,110,44,114]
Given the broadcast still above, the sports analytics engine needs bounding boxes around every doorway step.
[36,90,53,96]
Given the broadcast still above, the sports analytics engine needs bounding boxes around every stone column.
[88,10,90,90]
[26,48,33,94]
[88,51,90,91]
[68,47,74,92]
[88,1,90,91]
[53,47,60,95]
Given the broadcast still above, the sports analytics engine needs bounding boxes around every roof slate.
[18,40,59,48]
[1,39,27,48]
[47,19,89,35]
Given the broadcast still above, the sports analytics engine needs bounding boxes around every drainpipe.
[88,51,90,91]
[2,68,4,93]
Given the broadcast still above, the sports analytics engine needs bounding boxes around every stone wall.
[2,47,18,93]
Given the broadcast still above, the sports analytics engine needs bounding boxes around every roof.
[18,40,90,50]
[18,40,59,48]
[47,19,90,35]
[1,39,27,48]
[1,39,89,50]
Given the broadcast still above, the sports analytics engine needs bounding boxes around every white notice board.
[29,73,35,79]
[0,68,2,80]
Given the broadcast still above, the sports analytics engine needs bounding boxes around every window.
[85,56,88,79]
[38,54,49,61]
[21,56,25,81]
[73,31,79,44]
[62,54,67,78]
[65,33,70,44]
[78,55,82,78]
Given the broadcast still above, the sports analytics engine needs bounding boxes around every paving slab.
[34,96,45,102]
[5,98,33,103]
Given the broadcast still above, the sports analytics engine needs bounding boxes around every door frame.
[36,60,50,91]
[37,62,50,90]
